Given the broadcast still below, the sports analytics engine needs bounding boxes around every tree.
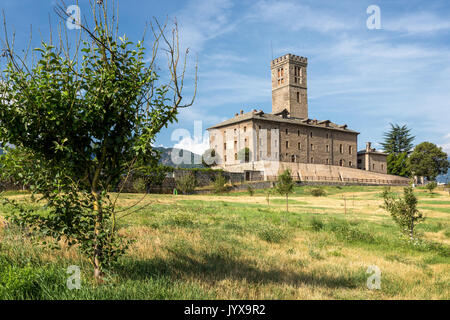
[382,185,424,240]
[0,2,196,280]
[213,173,228,194]
[175,172,197,194]
[276,169,295,212]
[425,181,437,193]
[387,152,411,177]
[381,123,415,155]
[409,142,449,181]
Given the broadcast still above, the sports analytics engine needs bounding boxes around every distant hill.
[155,147,204,169]
[437,157,450,184]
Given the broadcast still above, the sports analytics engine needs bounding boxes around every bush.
[175,172,197,194]
[247,184,254,196]
[310,188,326,197]
[426,181,437,193]
[213,173,228,194]
[310,217,324,231]
[258,227,287,243]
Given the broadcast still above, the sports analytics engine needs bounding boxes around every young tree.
[425,181,437,193]
[382,185,424,240]
[381,123,415,155]
[276,169,295,212]
[213,172,228,194]
[409,142,449,181]
[0,2,196,280]
[175,172,197,195]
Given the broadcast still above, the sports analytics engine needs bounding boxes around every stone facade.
[207,53,387,177]
[357,142,388,174]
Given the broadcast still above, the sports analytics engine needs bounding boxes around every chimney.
[366,142,372,152]
[240,110,244,115]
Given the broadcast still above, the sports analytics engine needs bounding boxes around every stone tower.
[271,54,308,119]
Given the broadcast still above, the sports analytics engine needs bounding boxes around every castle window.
[291,155,296,163]
[259,125,262,130]
[310,132,313,138]
[234,141,237,148]
[349,161,352,167]
[285,128,288,134]
[326,145,329,152]
[340,144,343,154]
[298,142,301,150]
[349,146,353,154]
[235,153,238,160]
[310,144,314,151]
[244,126,247,132]
[224,143,226,150]
[381,164,384,170]
[297,130,300,136]
[277,67,284,86]
[373,164,376,170]
[339,159,344,166]
[311,157,314,163]
[326,133,329,139]
[296,92,300,103]
[286,141,289,148]
[326,159,330,165]
[358,159,362,164]
[285,153,288,159]
[224,155,227,162]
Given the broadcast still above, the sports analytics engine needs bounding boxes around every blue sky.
[1,0,450,155]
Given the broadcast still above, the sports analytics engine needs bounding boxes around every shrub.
[175,172,197,195]
[426,181,437,193]
[310,217,324,231]
[213,173,228,194]
[310,188,326,197]
[247,184,254,196]
[258,227,287,243]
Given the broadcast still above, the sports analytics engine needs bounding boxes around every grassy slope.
[0,186,449,300]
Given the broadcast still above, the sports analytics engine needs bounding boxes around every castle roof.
[357,149,388,156]
[207,109,359,134]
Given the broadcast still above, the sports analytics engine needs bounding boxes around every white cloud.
[175,0,236,52]
[385,12,450,34]
[173,135,210,155]
[251,0,354,33]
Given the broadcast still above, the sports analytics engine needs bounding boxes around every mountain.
[437,157,450,184]
[155,147,204,169]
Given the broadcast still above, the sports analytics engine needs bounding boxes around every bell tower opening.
[271,54,308,119]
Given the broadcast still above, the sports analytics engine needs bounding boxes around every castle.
[207,54,395,182]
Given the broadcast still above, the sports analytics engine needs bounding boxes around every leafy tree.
[175,172,197,195]
[409,142,449,181]
[213,173,228,194]
[0,2,196,280]
[382,185,424,240]
[381,123,415,155]
[387,152,411,177]
[425,181,437,193]
[276,169,295,212]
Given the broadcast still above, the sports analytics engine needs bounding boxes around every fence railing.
[294,176,409,185]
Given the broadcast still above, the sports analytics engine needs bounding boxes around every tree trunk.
[286,194,289,212]
[410,221,414,241]
[92,192,104,282]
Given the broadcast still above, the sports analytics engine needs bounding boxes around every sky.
[1,0,450,155]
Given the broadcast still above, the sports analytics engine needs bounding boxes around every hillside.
[155,147,204,169]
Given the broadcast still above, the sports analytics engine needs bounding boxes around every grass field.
[0,185,449,300]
